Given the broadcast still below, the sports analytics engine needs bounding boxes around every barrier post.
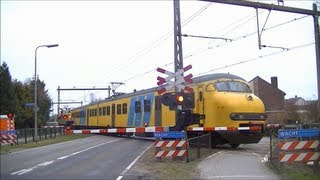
[16,130,19,145]
[197,135,200,158]
[38,128,41,141]
[44,128,47,139]
[24,128,27,144]
[209,131,212,154]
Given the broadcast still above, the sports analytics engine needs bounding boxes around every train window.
[103,107,106,116]
[107,106,110,116]
[135,101,141,113]
[206,83,216,92]
[117,104,122,114]
[144,99,151,112]
[227,81,251,92]
[122,103,127,114]
[99,107,102,116]
[94,108,97,117]
[215,82,228,92]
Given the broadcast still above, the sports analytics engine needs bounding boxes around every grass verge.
[0,134,90,155]
[128,146,216,179]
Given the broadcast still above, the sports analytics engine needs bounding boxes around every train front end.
[194,74,267,147]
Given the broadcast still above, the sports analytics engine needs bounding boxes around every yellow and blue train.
[68,73,267,148]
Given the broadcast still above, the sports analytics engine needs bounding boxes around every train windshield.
[215,81,251,93]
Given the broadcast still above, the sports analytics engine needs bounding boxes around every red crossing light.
[7,113,14,120]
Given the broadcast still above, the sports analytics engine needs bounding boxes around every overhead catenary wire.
[102,2,212,83]
[195,42,315,77]
[119,14,312,84]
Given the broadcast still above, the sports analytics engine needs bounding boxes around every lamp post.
[34,44,58,140]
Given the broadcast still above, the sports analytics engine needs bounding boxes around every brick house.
[248,76,286,124]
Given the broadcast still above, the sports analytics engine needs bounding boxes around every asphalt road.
[1,135,153,180]
[198,137,279,180]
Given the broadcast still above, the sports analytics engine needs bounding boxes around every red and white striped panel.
[154,150,187,158]
[154,140,187,148]
[0,134,17,145]
[279,140,319,151]
[68,126,168,134]
[187,126,261,131]
[279,152,320,163]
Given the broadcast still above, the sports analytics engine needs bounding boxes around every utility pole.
[174,0,184,93]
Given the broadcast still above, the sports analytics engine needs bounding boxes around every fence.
[14,126,65,145]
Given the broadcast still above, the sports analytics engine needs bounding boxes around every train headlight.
[230,113,267,120]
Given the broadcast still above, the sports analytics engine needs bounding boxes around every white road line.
[38,161,54,166]
[11,169,28,175]
[57,155,69,160]
[11,138,123,176]
[116,144,153,180]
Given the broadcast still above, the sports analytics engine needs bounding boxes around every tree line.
[0,62,52,129]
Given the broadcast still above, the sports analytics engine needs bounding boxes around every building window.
[107,106,110,116]
[122,103,127,114]
[117,104,122,115]
[144,99,151,112]
[135,101,141,113]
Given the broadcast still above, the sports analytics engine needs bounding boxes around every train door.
[198,86,205,126]
[86,109,89,128]
[154,96,162,126]
[111,104,115,127]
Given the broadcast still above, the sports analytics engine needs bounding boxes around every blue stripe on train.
[79,108,86,126]
[128,97,137,127]
[134,96,145,126]
[127,93,155,127]
[142,93,154,126]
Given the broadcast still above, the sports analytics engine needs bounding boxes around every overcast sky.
[1,0,319,114]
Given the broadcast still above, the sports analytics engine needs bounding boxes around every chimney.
[271,76,278,89]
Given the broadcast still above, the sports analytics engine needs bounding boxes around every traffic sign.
[278,129,320,139]
[154,131,185,139]
[156,65,193,94]
[25,103,35,107]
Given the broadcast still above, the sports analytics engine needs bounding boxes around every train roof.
[73,73,246,109]
[192,73,245,84]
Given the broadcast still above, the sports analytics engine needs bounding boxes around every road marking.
[38,161,54,166]
[57,155,69,160]
[11,138,123,176]
[11,169,28,175]
[116,143,153,180]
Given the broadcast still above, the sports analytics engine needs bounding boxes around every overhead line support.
[199,0,320,16]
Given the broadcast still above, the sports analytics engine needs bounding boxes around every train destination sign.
[154,131,185,139]
[278,129,320,139]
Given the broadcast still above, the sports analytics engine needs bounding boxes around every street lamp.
[34,44,58,140]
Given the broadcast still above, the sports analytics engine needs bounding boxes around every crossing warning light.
[161,92,194,109]
[7,113,14,120]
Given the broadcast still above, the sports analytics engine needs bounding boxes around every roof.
[249,76,286,96]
